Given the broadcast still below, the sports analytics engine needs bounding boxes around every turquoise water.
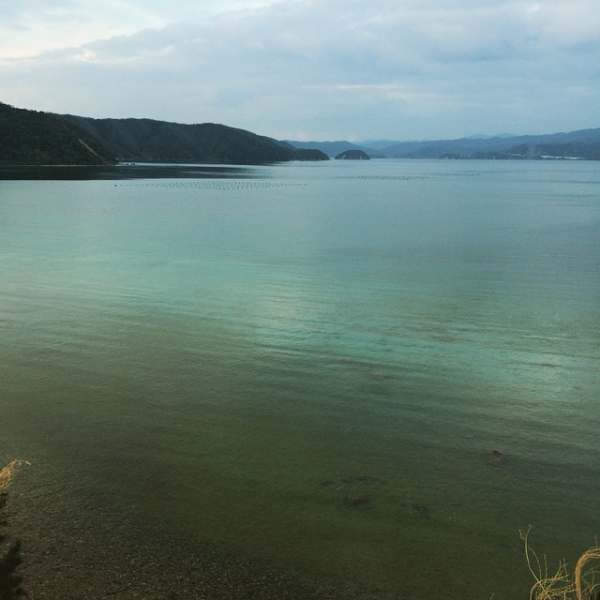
[1,160,599,598]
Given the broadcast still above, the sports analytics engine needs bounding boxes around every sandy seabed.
[2,462,390,600]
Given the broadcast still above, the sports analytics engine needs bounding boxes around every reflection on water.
[0,163,263,180]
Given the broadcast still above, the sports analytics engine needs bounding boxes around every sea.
[1,159,599,599]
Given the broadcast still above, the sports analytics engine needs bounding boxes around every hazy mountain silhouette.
[287,128,600,160]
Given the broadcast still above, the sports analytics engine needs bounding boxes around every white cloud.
[1,0,599,139]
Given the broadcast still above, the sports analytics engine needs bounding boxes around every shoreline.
[2,470,384,600]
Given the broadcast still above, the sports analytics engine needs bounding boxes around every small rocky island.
[335,149,370,160]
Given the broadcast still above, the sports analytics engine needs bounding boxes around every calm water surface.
[1,160,599,598]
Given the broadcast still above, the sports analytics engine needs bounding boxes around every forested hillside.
[0,102,115,165]
[0,102,328,166]
[62,115,328,164]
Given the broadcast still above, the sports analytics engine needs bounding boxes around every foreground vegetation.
[0,460,29,600]
[522,529,600,600]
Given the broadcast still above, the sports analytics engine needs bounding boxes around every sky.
[0,0,599,142]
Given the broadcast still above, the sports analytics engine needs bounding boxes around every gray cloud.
[1,0,599,140]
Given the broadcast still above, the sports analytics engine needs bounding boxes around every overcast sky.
[1,0,598,141]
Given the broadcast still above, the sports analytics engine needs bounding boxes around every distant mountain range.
[1,100,598,165]
[287,128,600,160]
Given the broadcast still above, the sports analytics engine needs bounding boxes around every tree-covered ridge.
[62,115,329,164]
[0,103,116,166]
[0,102,328,166]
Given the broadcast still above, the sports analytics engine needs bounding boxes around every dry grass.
[522,528,600,600]
[0,460,30,494]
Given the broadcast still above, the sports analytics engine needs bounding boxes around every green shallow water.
[1,160,599,598]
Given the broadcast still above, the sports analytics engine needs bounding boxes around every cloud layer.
[1,0,599,140]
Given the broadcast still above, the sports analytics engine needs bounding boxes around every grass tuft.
[0,461,30,495]
[522,528,600,600]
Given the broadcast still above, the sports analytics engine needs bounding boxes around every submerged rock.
[399,502,431,518]
[341,474,387,485]
[315,478,336,487]
[487,450,503,466]
[342,494,371,508]
[411,503,430,518]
